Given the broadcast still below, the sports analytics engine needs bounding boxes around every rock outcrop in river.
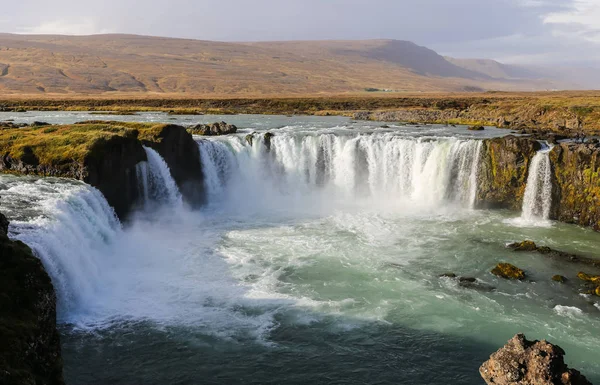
[188,122,237,136]
[480,334,591,385]
[0,212,64,385]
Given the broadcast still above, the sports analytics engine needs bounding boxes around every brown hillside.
[0,34,565,96]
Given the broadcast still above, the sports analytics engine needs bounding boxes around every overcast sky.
[1,0,599,65]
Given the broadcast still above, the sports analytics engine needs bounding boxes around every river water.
[1,112,599,384]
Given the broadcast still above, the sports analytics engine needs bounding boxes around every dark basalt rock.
[508,241,600,269]
[468,125,485,131]
[245,133,254,146]
[142,125,206,208]
[439,273,496,292]
[480,334,591,385]
[552,275,567,283]
[85,133,147,219]
[264,132,275,151]
[0,212,64,385]
[188,121,237,136]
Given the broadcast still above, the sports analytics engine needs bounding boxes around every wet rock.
[245,133,254,146]
[508,242,600,269]
[188,121,237,136]
[439,274,496,291]
[508,240,538,252]
[577,272,600,285]
[552,275,567,283]
[480,334,591,385]
[0,211,8,235]
[264,132,274,151]
[477,136,541,210]
[439,273,457,278]
[468,125,485,131]
[31,121,50,127]
[491,263,526,280]
[0,212,65,385]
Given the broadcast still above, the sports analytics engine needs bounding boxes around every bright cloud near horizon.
[1,0,600,65]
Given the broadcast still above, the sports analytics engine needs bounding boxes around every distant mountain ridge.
[0,34,580,95]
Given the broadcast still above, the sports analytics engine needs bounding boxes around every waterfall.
[196,133,483,209]
[2,179,122,317]
[521,147,553,221]
[136,146,182,207]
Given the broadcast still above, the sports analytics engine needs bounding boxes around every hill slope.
[0,34,565,96]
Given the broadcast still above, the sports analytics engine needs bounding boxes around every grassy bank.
[0,121,168,170]
[1,92,600,132]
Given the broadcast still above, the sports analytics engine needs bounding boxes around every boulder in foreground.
[480,334,591,385]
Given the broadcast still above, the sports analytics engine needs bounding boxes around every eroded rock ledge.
[477,135,600,230]
[0,212,64,385]
[480,334,591,385]
[0,121,205,219]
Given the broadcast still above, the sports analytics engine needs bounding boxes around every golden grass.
[0,121,168,166]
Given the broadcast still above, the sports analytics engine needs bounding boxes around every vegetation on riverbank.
[2,92,600,132]
[0,121,169,171]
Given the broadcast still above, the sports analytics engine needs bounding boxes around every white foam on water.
[554,305,584,319]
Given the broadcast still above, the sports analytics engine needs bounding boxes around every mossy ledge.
[0,121,205,219]
[0,212,64,385]
[476,135,541,210]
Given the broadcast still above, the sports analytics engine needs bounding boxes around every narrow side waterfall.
[136,146,182,207]
[1,178,122,316]
[521,146,553,221]
[196,133,483,209]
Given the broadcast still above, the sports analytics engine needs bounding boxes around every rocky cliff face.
[476,136,600,232]
[0,123,206,219]
[84,130,147,219]
[477,136,541,210]
[550,142,600,230]
[0,212,64,385]
[141,124,205,207]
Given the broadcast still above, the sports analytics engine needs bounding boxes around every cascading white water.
[136,146,182,207]
[521,146,553,221]
[2,179,122,316]
[197,133,483,209]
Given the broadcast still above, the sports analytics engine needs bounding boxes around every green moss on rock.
[577,272,600,284]
[508,240,538,251]
[491,263,526,280]
[552,275,567,283]
[477,136,540,210]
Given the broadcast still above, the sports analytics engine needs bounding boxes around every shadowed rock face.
[142,124,205,208]
[0,212,64,385]
[480,334,591,385]
[84,131,147,219]
[477,136,541,211]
